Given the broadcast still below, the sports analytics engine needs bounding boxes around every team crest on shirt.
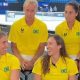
[76,32,80,36]
[61,68,67,73]
[33,29,39,34]
[4,66,9,72]
[20,28,24,33]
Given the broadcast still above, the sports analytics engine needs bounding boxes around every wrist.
[76,56,80,60]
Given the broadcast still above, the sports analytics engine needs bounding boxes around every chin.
[48,53,52,56]
[2,51,7,55]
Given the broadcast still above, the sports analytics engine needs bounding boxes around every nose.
[65,12,71,17]
[27,10,32,16]
[46,44,49,50]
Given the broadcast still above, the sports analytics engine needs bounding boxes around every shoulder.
[75,20,80,25]
[35,17,46,26]
[56,20,66,29]
[34,57,43,65]
[12,16,25,26]
[55,20,67,33]
[6,53,20,70]
[6,53,19,61]
[65,57,78,75]
[10,16,25,31]
[65,57,76,65]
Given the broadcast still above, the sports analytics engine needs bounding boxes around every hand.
[24,61,34,70]
[20,59,28,70]
[75,59,80,72]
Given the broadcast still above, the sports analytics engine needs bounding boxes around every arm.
[24,24,48,70]
[68,75,77,80]
[25,42,46,70]
[11,42,27,69]
[30,23,48,65]
[10,69,20,80]
[31,42,46,64]
[11,42,23,61]
[68,59,78,80]
[34,74,41,80]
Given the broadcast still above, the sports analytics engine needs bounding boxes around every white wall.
[0,12,64,31]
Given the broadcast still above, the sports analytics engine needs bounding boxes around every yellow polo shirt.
[55,20,80,55]
[8,16,48,56]
[0,53,20,80]
[32,57,78,80]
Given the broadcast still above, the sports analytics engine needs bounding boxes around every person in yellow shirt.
[55,2,80,60]
[0,31,20,80]
[32,34,78,80]
[8,0,48,70]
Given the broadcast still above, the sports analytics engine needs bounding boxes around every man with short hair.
[8,0,48,70]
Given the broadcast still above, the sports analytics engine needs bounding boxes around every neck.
[25,18,34,26]
[0,54,4,58]
[51,53,60,64]
[67,20,75,29]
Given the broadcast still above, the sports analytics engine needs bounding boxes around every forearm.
[68,75,77,80]
[31,43,46,64]
[10,70,20,80]
[77,51,80,59]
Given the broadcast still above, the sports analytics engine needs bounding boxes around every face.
[46,37,61,56]
[64,5,78,23]
[23,3,37,20]
[0,36,8,55]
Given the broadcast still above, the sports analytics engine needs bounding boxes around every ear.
[76,12,78,17]
[58,45,62,49]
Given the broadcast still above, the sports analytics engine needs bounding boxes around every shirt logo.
[61,68,67,73]
[20,28,24,33]
[33,29,39,34]
[4,66,9,72]
[64,33,67,36]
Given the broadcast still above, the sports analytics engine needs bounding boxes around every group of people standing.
[0,0,80,80]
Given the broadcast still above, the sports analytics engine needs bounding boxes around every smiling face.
[46,37,61,56]
[64,5,78,23]
[0,36,8,55]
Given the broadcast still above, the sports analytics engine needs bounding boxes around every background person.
[55,2,80,60]
[32,34,78,80]
[0,31,20,80]
[8,0,48,70]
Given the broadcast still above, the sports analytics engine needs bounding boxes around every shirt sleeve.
[40,24,48,43]
[32,58,42,75]
[55,25,62,37]
[11,55,20,70]
[68,59,78,76]
[8,23,18,43]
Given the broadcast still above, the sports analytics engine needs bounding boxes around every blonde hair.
[23,0,38,11]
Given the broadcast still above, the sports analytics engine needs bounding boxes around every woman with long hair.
[55,2,80,60]
[32,34,78,80]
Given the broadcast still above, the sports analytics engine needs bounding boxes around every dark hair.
[76,4,80,21]
[41,34,68,75]
[65,2,80,21]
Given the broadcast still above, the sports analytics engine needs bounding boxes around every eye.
[65,11,67,13]
[69,11,72,14]
[3,41,7,44]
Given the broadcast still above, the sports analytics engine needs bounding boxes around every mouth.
[3,49,7,52]
[47,50,51,53]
